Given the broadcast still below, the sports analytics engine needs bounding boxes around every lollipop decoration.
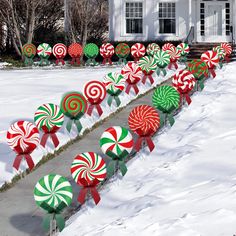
[154,50,170,76]
[128,105,160,152]
[146,43,160,56]
[22,43,36,66]
[34,174,73,232]
[162,43,175,52]
[100,43,115,65]
[53,43,67,65]
[121,62,142,95]
[138,56,158,85]
[103,72,125,107]
[6,121,40,170]
[68,43,83,65]
[100,126,133,177]
[34,103,64,148]
[71,152,107,205]
[176,43,190,62]
[213,46,226,69]
[167,46,181,70]
[221,42,232,63]
[152,85,180,126]
[131,43,146,62]
[187,59,209,91]
[84,43,99,66]
[37,43,52,66]
[201,50,219,78]
[84,81,107,117]
[60,92,87,133]
[115,43,130,64]
[172,70,196,105]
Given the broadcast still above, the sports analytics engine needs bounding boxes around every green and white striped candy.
[103,72,126,94]
[154,50,170,68]
[176,43,190,56]
[37,43,52,59]
[152,85,180,113]
[138,56,158,73]
[213,46,226,60]
[146,43,160,56]
[34,174,73,208]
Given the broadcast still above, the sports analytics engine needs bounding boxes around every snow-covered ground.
[59,62,236,236]
[0,65,183,187]
[0,62,11,68]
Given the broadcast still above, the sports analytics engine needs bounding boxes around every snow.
[59,62,236,236]
[0,62,11,68]
[0,65,183,187]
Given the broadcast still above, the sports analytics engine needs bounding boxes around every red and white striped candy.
[220,43,232,56]
[167,46,181,62]
[121,62,143,84]
[201,50,219,69]
[100,43,115,58]
[131,43,146,59]
[162,43,175,52]
[172,70,196,94]
[53,43,67,59]
[83,81,107,102]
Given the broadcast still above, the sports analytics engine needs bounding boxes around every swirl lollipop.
[84,43,99,66]
[71,152,107,204]
[146,43,160,56]
[60,92,87,133]
[34,103,64,148]
[162,43,175,52]
[121,62,142,95]
[68,43,83,65]
[53,43,67,65]
[22,43,36,66]
[152,85,180,126]
[100,43,115,65]
[37,43,52,65]
[172,70,196,105]
[84,81,107,116]
[213,46,226,69]
[34,174,73,232]
[115,43,130,64]
[6,121,40,170]
[187,59,209,91]
[100,126,133,177]
[154,50,170,76]
[201,50,219,78]
[131,43,146,62]
[128,105,160,152]
[167,46,181,70]
[177,43,190,62]
[138,56,158,85]
[103,72,125,107]
[221,42,232,63]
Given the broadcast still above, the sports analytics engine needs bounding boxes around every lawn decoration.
[37,43,52,65]
[68,43,83,65]
[53,43,67,65]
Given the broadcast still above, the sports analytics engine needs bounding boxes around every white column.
[189,0,192,27]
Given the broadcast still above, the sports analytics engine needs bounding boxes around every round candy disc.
[22,44,36,58]
[187,59,209,80]
[138,56,158,73]
[71,152,107,184]
[162,43,175,52]
[121,62,143,84]
[37,43,52,59]
[128,105,160,135]
[100,126,133,156]
[220,43,232,55]
[146,43,160,56]
[6,121,40,154]
[172,70,196,94]
[83,81,107,102]
[166,46,181,62]
[152,85,180,113]
[103,72,125,94]
[68,43,83,58]
[154,50,170,68]
[34,174,73,208]
[34,103,64,133]
[100,43,115,58]
[53,43,67,59]
[201,50,219,69]
[176,43,190,56]
[115,43,130,58]
[131,43,146,59]
[213,46,226,60]
[84,43,99,59]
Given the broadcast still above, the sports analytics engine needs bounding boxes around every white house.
[108,0,236,43]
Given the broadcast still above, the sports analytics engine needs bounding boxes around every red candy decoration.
[68,43,83,65]
[100,43,115,65]
[131,43,146,62]
[167,47,181,70]
[201,50,219,78]
[53,43,67,65]
[221,43,232,63]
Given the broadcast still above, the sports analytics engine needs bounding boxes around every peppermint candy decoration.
[100,43,115,58]
[53,43,67,59]
[201,50,219,69]
[154,50,170,68]
[22,43,36,58]
[34,174,73,208]
[121,62,143,84]
[146,43,160,56]
[68,43,83,58]
[34,103,64,132]
[84,81,107,103]
[71,152,107,183]
[176,43,190,56]
[115,43,130,58]
[162,43,175,52]
[7,121,40,154]
[213,46,226,60]
[131,43,146,61]
[84,43,99,58]
[187,59,209,80]
[103,72,125,94]
[220,43,232,55]
[138,56,158,74]
[37,43,52,59]
[167,46,181,61]
[100,126,133,156]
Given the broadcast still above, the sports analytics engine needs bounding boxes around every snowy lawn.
[0,65,184,187]
[59,62,236,236]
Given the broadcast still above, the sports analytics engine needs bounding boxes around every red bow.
[125,83,139,95]
[87,98,103,116]
[13,154,35,170]
[224,55,231,63]
[56,59,65,65]
[168,61,178,70]
[40,126,60,148]
[142,71,154,85]
[134,128,155,152]
[102,58,112,65]
[71,57,81,65]
[179,92,192,105]
[209,67,216,78]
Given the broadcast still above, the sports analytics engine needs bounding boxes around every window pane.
[126,19,143,34]
[159,19,176,33]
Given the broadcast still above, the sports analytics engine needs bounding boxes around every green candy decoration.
[115,43,130,64]
[213,46,226,69]
[22,43,36,66]
[34,174,73,232]
[84,43,99,66]
[154,50,170,77]
[146,43,160,56]
[152,85,180,126]
[138,55,158,74]
[37,43,52,66]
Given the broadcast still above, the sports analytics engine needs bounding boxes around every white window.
[159,2,176,34]
[125,2,143,34]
